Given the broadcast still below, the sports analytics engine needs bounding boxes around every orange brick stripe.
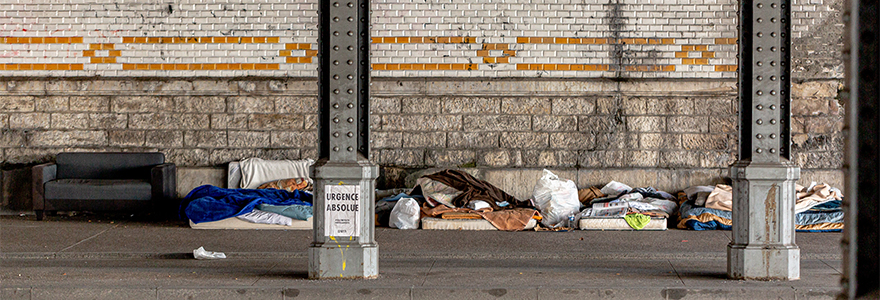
[625,65,676,72]
[715,38,737,45]
[372,37,478,44]
[715,65,738,72]
[0,37,84,43]
[483,57,510,64]
[0,64,84,70]
[121,63,280,70]
[281,44,317,64]
[682,58,710,65]
[121,37,280,44]
[517,64,611,71]
[372,63,478,71]
[517,37,675,45]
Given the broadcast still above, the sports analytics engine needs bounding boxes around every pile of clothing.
[376,169,539,231]
[183,182,314,226]
[577,181,678,230]
[677,182,844,232]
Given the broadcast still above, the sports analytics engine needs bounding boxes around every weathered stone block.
[595,97,618,114]
[646,97,696,115]
[501,132,549,149]
[550,132,594,149]
[50,113,90,129]
[523,150,578,167]
[533,115,576,132]
[29,130,107,147]
[209,149,257,165]
[630,150,659,167]
[383,115,461,131]
[35,96,69,112]
[694,97,735,115]
[0,114,7,128]
[578,115,621,133]
[699,151,733,168]
[371,131,402,148]
[402,97,441,114]
[638,133,682,150]
[660,151,700,168]
[378,149,424,166]
[621,97,649,114]
[305,114,318,130]
[111,96,172,113]
[577,169,663,190]
[805,116,842,133]
[229,96,274,113]
[482,168,578,200]
[682,133,729,150]
[501,97,551,114]
[479,150,522,167]
[668,116,708,133]
[441,97,500,114]
[157,80,194,92]
[626,116,666,132]
[3,148,58,165]
[257,149,302,161]
[270,131,317,147]
[447,132,499,148]
[192,80,235,93]
[462,115,529,131]
[109,130,146,147]
[129,113,209,130]
[0,96,35,112]
[278,96,318,114]
[790,116,807,134]
[70,96,110,112]
[403,131,446,148]
[9,113,50,129]
[552,97,597,115]
[210,114,248,130]
[595,132,637,149]
[0,129,26,147]
[173,96,226,113]
[792,81,838,99]
[145,130,184,147]
[370,97,402,114]
[88,113,128,129]
[248,113,305,130]
[164,148,212,166]
[709,116,736,133]
[228,131,270,148]
[177,167,226,196]
[184,131,227,148]
[425,149,476,167]
[4,81,44,92]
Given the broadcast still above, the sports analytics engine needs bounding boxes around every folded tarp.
[184,185,312,224]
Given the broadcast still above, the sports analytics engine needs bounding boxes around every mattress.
[421,217,537,230]
[579,217,667,231]
[189,217,313,230]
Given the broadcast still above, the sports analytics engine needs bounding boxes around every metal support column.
[728,0,801,280]
[309,0,378,279]
[842,0,880,297]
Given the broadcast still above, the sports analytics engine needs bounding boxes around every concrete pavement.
[1,213,843,299]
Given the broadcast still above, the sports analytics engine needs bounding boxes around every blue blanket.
[184,185,312,223]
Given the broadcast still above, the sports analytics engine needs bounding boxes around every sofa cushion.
[45,179,152,201]
[55,152,164,180]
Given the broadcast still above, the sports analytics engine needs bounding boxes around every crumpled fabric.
[421,169,532,210]
[705,184,733,211]
[577,187,605,205]
[624,213,652,230]
[795,182,843,213]
[184,185,312,223]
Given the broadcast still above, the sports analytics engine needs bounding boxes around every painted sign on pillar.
[324,184,361,237]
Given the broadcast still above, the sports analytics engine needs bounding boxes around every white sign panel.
[324,185,361,237]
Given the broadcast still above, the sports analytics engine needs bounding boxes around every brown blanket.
[422,205,538,231]
[424,169,533,210]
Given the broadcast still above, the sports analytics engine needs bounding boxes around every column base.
[728,244,800,280]
[309,244,378,279]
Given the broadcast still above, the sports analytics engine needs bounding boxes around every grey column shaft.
[309,0,378,279]
[728,0,800,280]
[842,0,880,297]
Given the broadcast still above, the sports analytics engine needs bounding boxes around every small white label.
[324,185,361,237]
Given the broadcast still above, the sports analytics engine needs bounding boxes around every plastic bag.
[193,246,226,260]
[389,198,420,229]
[532,169,581,227]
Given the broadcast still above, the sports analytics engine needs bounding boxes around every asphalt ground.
[0,213,843,300]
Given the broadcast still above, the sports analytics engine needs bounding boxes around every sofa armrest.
[32,163,57,211]
[151,163,177,202]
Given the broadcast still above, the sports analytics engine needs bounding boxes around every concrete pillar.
[842,0,880,297]
[309,0,378,279]
[728,0,800,280]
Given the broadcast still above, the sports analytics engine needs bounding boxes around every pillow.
[257,178,313,192]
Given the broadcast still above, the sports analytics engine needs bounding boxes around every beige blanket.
[239,158,314,189]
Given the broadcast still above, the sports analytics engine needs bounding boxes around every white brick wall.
[0,0,830,78]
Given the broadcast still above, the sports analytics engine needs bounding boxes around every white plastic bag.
[532,169,581,227]
[193,246,226,260]
[389,198,420,229]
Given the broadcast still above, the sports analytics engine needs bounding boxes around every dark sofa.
[32,152,176,220]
